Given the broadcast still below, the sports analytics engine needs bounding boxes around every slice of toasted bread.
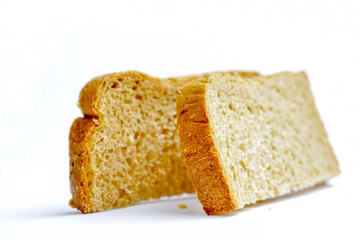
[69,70,258,213]
[176,72,340,215]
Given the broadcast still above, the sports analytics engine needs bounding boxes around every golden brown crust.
[167,71,259,84]
[227,71,259,77]
[69,117,97,213]
[176,83,236,215]
[79,71,162,118]
[78,79,102,117]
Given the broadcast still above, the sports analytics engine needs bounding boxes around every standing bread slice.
[176,72,340,215]
[69,70,258,213]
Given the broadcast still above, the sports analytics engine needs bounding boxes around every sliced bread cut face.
[69,70,258,213]
[177,72,340,215]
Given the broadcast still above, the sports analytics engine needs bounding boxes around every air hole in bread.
[134,132,139,139]
[126,157,132,166]
[229,103,234,111]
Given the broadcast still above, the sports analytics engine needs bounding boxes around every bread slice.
[176,72,340,215]
[69,70,258,213]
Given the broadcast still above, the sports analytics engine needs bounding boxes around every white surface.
[0,0,359,239]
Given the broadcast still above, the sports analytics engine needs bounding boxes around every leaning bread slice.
[176,72,340,215]
[69,70,258,213]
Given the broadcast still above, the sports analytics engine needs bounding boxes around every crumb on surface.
[178,204,187,209]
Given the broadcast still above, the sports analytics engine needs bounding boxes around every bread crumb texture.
[177,72,340,215]
[69,70,258,213]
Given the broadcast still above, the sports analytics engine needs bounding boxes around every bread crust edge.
[176,83,236,215]
[69,117,97,213]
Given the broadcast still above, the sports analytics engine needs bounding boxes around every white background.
[1,0,359,239]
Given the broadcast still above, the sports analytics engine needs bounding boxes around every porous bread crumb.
[177,72,340,215]
[69,70,259,213]
[70,72,193,213]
